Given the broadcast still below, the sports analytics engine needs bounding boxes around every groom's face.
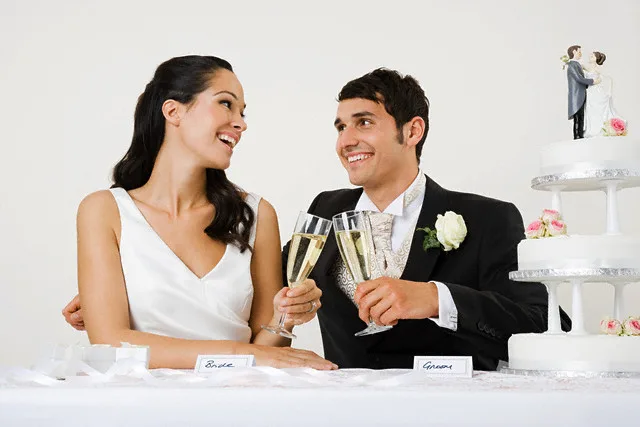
[574,48,582,60]
[334,98,409,189]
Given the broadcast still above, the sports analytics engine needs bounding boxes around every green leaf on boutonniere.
[416,227,441,251]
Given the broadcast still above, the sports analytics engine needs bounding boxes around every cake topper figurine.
[562,46,627,139]
[564,45,600,139]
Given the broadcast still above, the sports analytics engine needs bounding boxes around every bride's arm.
[246,199,289,346]
[77,191,333,370]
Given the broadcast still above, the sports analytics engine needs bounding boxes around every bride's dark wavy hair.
[111,55,254,252]
[594,51,606,66]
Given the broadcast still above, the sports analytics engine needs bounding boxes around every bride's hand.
[273,279,322,329]
[250,344,337,370]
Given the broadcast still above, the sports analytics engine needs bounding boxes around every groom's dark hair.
[567,45,581,59]
[337,68,430,162]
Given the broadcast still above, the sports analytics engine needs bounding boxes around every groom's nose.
[337,126,359,150]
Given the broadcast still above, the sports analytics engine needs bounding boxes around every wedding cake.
[507,133,640,374]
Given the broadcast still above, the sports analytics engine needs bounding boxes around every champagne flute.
[332,210,393,336]
[262,211,332,339]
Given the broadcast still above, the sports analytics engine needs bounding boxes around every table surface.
[2,367,640,426]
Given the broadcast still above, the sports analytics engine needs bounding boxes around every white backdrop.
[1,0,639,366]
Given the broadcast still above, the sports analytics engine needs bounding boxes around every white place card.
[194,355,255,373]
[413,356,473,378]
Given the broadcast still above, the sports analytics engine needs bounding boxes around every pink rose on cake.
[541,209,561,223]
[525,209,568,239]
[525,220,545,239]
[546,220,567,237]
[603,117,628,136]
[611,118,626,134]
[600,317,623,335]
[622,317,640,336]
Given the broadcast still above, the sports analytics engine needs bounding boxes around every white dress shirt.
[354,171,458,331]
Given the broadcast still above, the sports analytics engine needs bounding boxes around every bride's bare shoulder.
[77,190,120,229]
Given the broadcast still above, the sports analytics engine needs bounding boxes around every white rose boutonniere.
[417,211,467,252]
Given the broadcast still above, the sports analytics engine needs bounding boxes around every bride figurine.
[584,51,627,138]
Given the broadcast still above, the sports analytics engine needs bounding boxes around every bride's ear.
[162,99,183,126]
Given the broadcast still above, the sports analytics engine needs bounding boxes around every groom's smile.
[334,98,411,190]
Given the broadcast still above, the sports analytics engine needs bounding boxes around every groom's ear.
[403,117,425,149]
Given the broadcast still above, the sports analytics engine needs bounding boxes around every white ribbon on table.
[1,343,158,387]
[1,366,434,388]
[1,345,437,388]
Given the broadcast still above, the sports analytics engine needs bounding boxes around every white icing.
[517,234,640,271]
[509,333,640,372]
[540,136,640,176]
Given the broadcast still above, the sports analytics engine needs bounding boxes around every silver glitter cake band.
[531,169,640,190]
[509,268,640,282]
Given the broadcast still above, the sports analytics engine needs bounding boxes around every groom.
[566,45,599,139]
[282,68,570,370]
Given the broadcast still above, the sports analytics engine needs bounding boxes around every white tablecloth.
[1,368,639,426]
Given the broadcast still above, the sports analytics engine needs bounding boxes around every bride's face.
[589,53,596,64]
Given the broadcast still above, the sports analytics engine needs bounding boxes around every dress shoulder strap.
[245,193,262,248]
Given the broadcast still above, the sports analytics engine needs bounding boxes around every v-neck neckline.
[118,188,228,281]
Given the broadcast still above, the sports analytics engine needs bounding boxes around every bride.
[66,55,336,370]
[583,51,626,138]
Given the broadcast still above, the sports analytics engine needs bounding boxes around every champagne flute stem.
[277,311,288,330]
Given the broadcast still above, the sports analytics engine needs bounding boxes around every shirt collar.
[355,170,425,217]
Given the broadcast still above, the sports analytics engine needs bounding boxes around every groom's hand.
[354,278,439,326]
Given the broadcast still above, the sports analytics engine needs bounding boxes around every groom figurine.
[284,68,570,370]
[566,45,599,139]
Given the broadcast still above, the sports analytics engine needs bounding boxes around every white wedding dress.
[584,69,624,138]
[109,188,261,343]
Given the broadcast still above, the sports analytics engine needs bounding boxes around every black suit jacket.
[282,175,571,370]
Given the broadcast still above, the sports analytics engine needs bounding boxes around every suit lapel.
[400,175,450,282]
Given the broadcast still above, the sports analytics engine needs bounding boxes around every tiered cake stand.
[510,169,640,336]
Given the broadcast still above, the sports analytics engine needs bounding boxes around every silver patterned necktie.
[367,212,402,279]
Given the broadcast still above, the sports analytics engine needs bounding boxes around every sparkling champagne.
[286,233,327,286]
[335,229,372,283]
